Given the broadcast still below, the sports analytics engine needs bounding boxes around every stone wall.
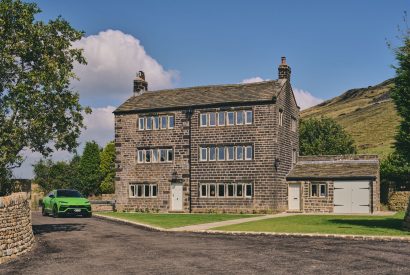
[0,192,34,264]
[388,191,410,211]
[404,197,410,231]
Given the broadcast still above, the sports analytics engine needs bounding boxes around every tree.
[33,159,72,192]
[100,141,115,194]
[0,0,90,193]
[79,141,101,196]
[390,15,410,162]
[299,117,357,156]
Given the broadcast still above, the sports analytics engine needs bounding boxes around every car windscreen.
[57,190,82,198]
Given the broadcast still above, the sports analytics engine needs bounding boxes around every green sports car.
[41,189,92,218]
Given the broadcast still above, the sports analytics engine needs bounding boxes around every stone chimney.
[133,71,148,96]
[278,57,291,81]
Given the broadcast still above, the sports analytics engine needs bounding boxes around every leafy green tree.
[33,159,72,192]
[100,141,115,194]
[0,0,90,193]
[79,141,101,196]
[299,117,357,156]
[390,18,410,162]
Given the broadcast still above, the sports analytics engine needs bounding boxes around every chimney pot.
[278,56,291,81]
[133,71,148,96]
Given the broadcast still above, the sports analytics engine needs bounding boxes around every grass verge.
[214,212,410,237]
[98,212,258,229]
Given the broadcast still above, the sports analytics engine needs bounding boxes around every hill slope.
[301,79,400,159]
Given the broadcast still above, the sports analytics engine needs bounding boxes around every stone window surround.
[138,114,175,131]
[199,109,253,128]
[309,182,328,198]
[199,144,253,162]
[129,183,158,198]
[137,147,174,164]
[278,109,284,126]
[199,182,253,198]
[291,116,297,132]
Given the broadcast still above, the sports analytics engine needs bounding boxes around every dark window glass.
[209,147,216,161]
[130,185,136,197]
[201,184,207,197]
[145,150,151,163]
[236,111,244,125]
[245,111,253,124]
[320,184,327,197]
[245,146,253,160]
[236,184,243,197]
[236,146,243,160]
[160,149,167,162]
[146,117,153,130]
[56,190,82,198]
[137,185,143,197]
[139,117,145,130]
[209,113,216,126]
[218,184,225,197]
[167,149,173,162]
[168,116,175,129]
[209,184,216,197]
[227,112,234,125]
[218,112,225,126]
[246,184,252,197]
[218,147,225,161]
[227,184,234,197]
[311,184,318,197]
[227,146,234,160]
[161,116,167,129]
[152,185,158,197]
[144,185,150,197]
[200,113,207,127]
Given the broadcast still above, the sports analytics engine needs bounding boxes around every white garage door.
[334,181,370,214]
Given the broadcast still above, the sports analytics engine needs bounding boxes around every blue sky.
[15,0,409,178]
[33,0,408,104]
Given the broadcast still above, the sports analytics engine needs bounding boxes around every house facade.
[114,58,380,214]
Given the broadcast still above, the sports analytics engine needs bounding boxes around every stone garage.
[286,155,380,214]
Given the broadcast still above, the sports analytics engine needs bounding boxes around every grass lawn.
[214,212,410,237]
[98,212,258,229]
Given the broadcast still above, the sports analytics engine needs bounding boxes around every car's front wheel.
[52,205,60,218]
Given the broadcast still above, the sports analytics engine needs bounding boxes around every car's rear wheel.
[41,205,47,216]
[52,205,60,218]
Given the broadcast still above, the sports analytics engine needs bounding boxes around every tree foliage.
[100,141,115,194]
[299,117,357,156]
[0,0,90,190]
[390,16,410,162]
[78,141,101,196]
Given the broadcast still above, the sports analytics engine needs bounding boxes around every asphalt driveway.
[1,212,410,275]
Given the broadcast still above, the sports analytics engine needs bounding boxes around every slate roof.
[287,156,379,181]
[114,80,285,114]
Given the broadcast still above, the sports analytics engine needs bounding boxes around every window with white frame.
[199,183,252,198]
[137,148,173,164]
[209,146,216,161]
[245,146,253,160]
[245,110,253,124]
[138,117,145,130]
[236,146,243,160]
[236,111,244,125]
[291,117,297,132]
[218,112,225,126]
[129,183,158,198]
[209,113,216,127]
[279,110,283,126]
[139,115,174,130]
[310,182,327,197]
[200,147,208,161]
[218,146,225,161]
[227,146,234,160]
[200,113,208,127]
[227,112,235,126]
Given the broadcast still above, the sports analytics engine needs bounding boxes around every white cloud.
[293,88,323,110]
[241,77,267,83]
[12,106,115,179]
[72,29,178,104]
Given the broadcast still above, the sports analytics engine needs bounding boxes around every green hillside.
[301,79,400,159]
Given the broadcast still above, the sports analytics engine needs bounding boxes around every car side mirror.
[49,194,55,198]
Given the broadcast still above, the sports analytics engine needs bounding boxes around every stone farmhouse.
[114,58,380,214]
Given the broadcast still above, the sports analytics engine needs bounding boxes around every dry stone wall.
[388,191,410,211]
[0,192,34,264]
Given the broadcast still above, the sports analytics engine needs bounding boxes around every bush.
[387,191,410,211]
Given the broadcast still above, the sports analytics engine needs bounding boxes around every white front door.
[171,183,183,211]
[334,181,370,214]
[288,183,301,211]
